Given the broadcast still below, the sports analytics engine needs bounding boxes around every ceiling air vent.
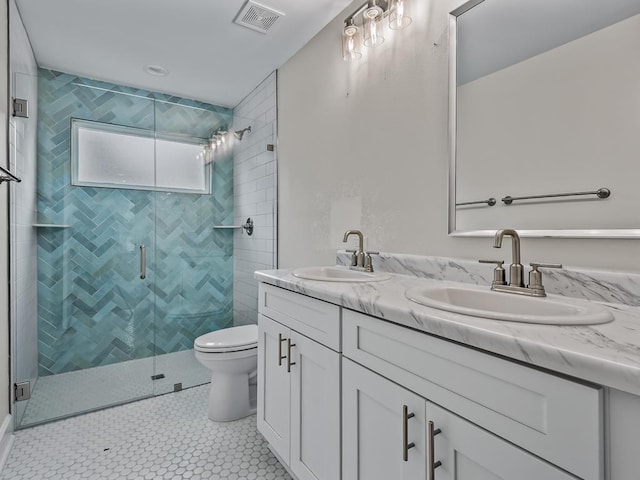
[234,0,285,34]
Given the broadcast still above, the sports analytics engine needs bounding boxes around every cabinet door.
[343,358,426,480]
[257,314,290,463]
[608,389,640,480]
[428,403,577,480]
[290,331,340,480]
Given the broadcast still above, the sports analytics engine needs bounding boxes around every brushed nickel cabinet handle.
[402,405,416,461]
[278,333,287,366]
[287,338,296,373]
[139,244,146,280]
[428,420,442,479]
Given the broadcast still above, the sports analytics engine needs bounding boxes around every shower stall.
[9,68,277,428]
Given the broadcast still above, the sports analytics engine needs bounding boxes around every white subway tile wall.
[233,72,277,327]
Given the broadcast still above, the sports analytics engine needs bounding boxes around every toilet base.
[207,372,256,422]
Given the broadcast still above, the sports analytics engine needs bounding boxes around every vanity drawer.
[258,284,341,351]
[343,309,603,480]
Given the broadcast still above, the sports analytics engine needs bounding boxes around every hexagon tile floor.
[0,385,292,480]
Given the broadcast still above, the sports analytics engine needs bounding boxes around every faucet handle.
[345,249,359,267]
[528,262,562,294]
[529,262,562,270]
[479,260,506,286]
[364,251,379,273]
[479,259,504,266]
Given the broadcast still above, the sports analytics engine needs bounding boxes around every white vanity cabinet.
[429,403,577,480]
[343,356,577,480]
[256,314,291,462]
[256,282,611,480]
[343,357,426,480]
[342,309,604,480]
[607,389,640,479]
[257,284,341,480]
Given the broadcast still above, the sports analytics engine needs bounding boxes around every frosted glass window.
[71,119,211,194]
[155,139,206,191]
[74,124,155,187]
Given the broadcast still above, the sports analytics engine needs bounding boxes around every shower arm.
[207,125,251,145]
[233,126,252,141]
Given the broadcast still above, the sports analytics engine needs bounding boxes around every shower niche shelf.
[33,224,71,228]
[213,218,254,236]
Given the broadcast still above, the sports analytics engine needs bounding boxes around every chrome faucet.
[480,228,562,297]
[493,229,524,287]
[343,229,365,269]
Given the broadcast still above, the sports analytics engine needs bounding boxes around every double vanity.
[255,246,640,480]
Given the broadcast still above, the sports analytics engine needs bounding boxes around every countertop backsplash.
[336,250,640,307]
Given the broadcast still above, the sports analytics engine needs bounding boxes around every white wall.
[9,0,38,395]
[456,14,640,231]
[233,72,277,326]
[277,0,640,272]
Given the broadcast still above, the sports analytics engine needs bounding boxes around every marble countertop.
[255,268,640,396]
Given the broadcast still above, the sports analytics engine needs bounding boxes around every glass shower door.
[151,100,235,395]
[11,71,39,427]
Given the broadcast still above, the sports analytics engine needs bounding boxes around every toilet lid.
[194,325,258,352]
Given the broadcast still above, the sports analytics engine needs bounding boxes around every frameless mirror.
[449,0,640,237]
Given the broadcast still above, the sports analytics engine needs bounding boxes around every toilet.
[194,324,258,422]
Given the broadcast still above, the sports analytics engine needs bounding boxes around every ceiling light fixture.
[144,64,169,77]
[342,0,412,62]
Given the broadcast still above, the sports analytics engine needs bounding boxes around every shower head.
[233,126,252,141]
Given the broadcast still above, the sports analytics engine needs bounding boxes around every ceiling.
[14,0,351,107]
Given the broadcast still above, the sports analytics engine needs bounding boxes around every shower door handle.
[140,244,146,280]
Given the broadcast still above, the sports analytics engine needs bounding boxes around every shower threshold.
[17,349,210,428]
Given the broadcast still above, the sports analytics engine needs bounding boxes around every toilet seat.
[195,325,258,353]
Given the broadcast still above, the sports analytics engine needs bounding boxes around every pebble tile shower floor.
[1,385,291,479]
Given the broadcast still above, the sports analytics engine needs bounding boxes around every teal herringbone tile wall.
[37,69,235,376]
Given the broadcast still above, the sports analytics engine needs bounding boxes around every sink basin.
[292,266,390,283]
[405,284,613,325]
